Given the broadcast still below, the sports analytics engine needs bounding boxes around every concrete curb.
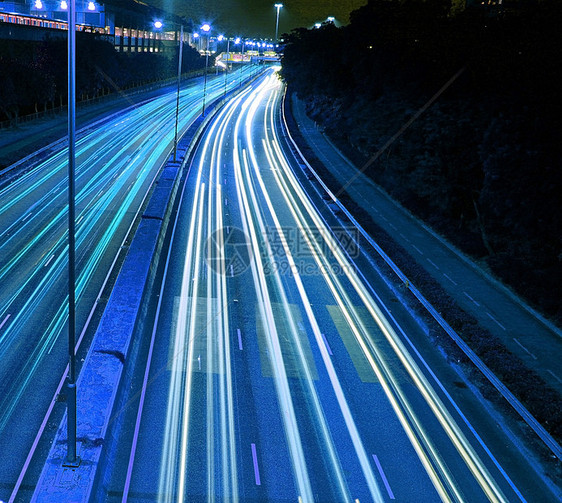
[29,73,261,503]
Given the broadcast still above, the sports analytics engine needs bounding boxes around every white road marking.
[237,328,243,350]
[443,273,458,286]
[463,292,480,307]
[251,443,261,485]
[412,245,424,255]
[372,454,395,500]
[486,312,507,331]
[44,254,55,268]
[321,333,333,356]
[427,258,440,271]
[513,338,537,360]
[546,370,562,384]
[0,314,11,331]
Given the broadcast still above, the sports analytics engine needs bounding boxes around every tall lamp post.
[154,20,183,161]
[64,0,79,469]
[173,24,183,161]
[274,3,283,42]
[201,23,211,115]
[223,36,231,96]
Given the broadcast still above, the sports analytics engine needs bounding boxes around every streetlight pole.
[201,23,211,116]
[274,3,283,42]
[173,24,183,161]
[224,36,230,96]
[64,0,79,469]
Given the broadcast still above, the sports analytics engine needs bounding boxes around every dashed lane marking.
[427,258,440,271]
[321,333,333,356]
[486,312,507,331]
[0,314,11,331]
[443,273,458,286]
[372,454,395,500]
[513,337,538,360]
[44,254,55,268]
[546,370,562,384]
[251,443,261,485]
[412,245,424,255]
[463,291,480,307]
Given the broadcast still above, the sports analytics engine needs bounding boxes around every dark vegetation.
[283,87,562,445]
[280,0,562,327]
[0,33,205,124]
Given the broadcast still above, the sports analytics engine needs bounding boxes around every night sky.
[151,0,367,38]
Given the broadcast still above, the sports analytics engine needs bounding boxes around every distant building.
[0,0,192,54]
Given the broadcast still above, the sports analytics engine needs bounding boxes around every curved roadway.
[104,69,558,502]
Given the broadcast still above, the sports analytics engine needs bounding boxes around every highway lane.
[108,68,554,502]
[0,65,256,501]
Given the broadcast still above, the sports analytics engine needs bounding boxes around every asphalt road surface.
[103,68,558,502]
[0,65,256,503]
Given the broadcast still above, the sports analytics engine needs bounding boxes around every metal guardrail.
[279,88,562,462]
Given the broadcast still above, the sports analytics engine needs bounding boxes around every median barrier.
[30,71,262,503]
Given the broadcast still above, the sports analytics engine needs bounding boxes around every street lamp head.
[275,3,283,9]
[34,0,43,9]
[234,37,241,44]
[201,23,211,33]
[193,32,199,38]
[314,23,321,29]
[217,34,224,41]
[327,16,335,22]
[154,20,163,29]
[87,1,96,11]
[60,0,67,9]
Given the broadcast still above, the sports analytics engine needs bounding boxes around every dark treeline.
[0,34,205,123]
[281,0,562,325]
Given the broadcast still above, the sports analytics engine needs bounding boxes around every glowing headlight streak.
[233,103,314,501]
[158,89,252,502]
[0,137,170,432]
[260,82,509,502]
[238,77,384,503]
[0,64,260,449]
[204,94,242,500]
[0,90,201,434]
[238,145,355,501]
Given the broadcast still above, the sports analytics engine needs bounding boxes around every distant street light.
[153,20,163,29]
[201,23,211,115]
[274,3,283,42]
[87,1,95,11]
